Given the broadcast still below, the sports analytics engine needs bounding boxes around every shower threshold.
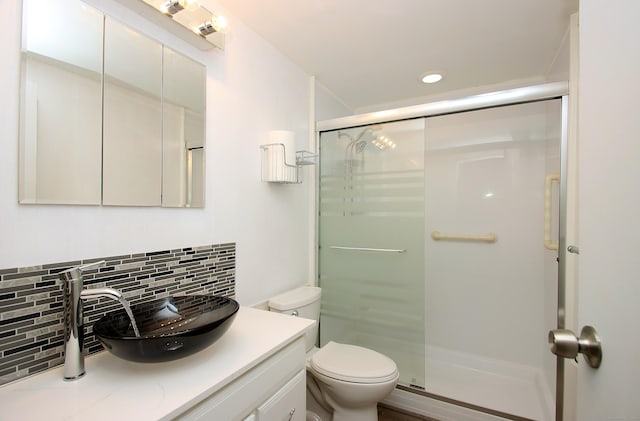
[397,385,537,421]
[388,346,553,421]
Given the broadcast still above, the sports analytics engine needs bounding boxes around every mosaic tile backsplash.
[0,243,235,385]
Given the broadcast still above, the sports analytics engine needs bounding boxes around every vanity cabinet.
[0,307,313,421]
[177,337,306,421]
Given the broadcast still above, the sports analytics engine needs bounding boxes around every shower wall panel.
[424,101,559,367]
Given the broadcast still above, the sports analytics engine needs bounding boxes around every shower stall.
[317,83,567,420]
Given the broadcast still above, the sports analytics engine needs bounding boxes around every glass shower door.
[318,119,426,388]
[423,99,562,419]
[318,90,565,420]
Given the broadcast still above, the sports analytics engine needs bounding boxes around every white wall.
[576,1,640,419]
[315,79,353,121]
[0,0,315,306]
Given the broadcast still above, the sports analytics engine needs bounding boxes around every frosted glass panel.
[319,119,426,388]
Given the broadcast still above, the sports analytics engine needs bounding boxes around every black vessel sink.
[93,295,239,363]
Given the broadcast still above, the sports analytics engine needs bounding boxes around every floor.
[377,403,438,421]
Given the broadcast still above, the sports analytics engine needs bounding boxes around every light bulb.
[179,0,198,10]
[213,15,228,31]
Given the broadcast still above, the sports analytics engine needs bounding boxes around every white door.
[573,1,640,420]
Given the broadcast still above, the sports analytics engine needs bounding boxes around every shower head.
[339,126,384,155]
[339,126,385,174]
[338,126,382,142]
[355,126,383,143]
[354,140,367,153]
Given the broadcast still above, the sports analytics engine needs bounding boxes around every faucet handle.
[59,260,106,282]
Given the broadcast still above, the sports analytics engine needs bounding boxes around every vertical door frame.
[556,95,570,421]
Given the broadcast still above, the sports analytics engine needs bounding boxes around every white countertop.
[0,307,314,421]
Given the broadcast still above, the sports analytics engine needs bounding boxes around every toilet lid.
[310,341,399,384]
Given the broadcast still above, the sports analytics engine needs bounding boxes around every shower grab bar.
[430,231,497,243]
[544,173,560,251]
[329,246,406,253]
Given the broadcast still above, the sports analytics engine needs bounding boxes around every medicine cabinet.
[19,0,206,207]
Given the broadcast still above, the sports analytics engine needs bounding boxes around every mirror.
[103,17,163,206]
[19,0,103,205]
[19,0,206,208]
[162,48,206,208]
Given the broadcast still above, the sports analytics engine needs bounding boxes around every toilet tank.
[268,286,321,351]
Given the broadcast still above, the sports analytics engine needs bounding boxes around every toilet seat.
[309,341,398,384]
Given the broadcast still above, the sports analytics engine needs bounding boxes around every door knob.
[548,325,602,368]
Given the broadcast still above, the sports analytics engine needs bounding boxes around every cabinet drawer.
[177,337,305,421]
[256,369,306,421]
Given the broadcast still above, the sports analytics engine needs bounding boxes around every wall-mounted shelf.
[260,144,317,184]
[296,150,318,166]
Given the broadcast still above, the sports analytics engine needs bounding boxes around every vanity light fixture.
[196,21,216,36]
[161,0,195,16]
[110,0,227,50]
[196,15,227,36]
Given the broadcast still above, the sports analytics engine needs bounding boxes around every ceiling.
[214,0,578,111]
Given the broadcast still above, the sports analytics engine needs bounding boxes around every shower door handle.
[548,326,602,368]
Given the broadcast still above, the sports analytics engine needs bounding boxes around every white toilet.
[268,286,399,421]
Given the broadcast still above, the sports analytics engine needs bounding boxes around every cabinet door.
[255,370,306,421]
[19,0,103,205]
[103,17,162,206]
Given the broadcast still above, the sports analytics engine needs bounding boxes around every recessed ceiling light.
[421,72,443,84]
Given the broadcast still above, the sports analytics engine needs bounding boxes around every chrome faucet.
[59,261,123,381]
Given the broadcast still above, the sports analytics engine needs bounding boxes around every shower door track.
[317,82,568,131]
[397,384,537,421]
[317,81,570,421]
